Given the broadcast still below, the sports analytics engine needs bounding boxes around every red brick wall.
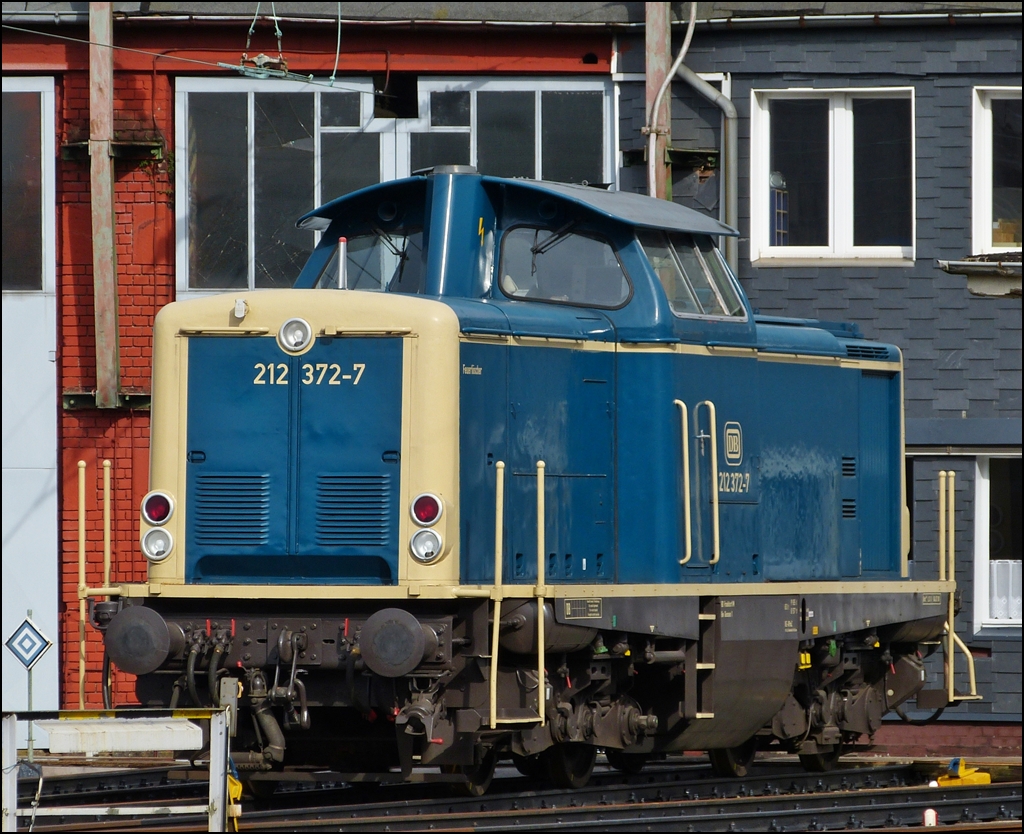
[867,722,1022,759]
[57,68,174,708]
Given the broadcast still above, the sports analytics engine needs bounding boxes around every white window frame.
[176,76,615,297]
[972,86,1022,255]
[973,454,1023,634]
[1,76,57,296]
[175,77,377,297]
[750,87,916,266]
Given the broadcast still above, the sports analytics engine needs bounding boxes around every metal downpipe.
[675,63,738,273]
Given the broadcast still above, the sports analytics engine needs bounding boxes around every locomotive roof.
[297,173,738,237]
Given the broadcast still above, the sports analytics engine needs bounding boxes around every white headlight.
[410,529,442,563]
[142,528,173,562]
[277,317,313,353]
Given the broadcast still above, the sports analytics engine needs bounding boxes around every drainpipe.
[675,63,738,273]
[90,2,121,408]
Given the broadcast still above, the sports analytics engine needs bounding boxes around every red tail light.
[142,491,173,525]
[411,493,442,526]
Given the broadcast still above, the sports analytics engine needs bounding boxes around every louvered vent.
[194,474,270,545]
[842,457,857,477]
[316,475,391,546]
[842,498,857,519]
[845,344,890,360]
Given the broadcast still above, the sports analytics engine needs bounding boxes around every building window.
[750,89,915,264]
[974,456,1023,632]
[2,78,55,293]
[972,87,1022,254]
[176,77,613,295]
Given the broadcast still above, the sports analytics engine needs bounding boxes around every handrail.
[536,460,546,726]
[937,470,981,702]
[673,400,693,565]
[488,462,505,730]
[103,460,112,589]
[695,400,721,565]
[78,461,87,710]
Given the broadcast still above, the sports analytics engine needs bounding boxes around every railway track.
[20,758,1021,832]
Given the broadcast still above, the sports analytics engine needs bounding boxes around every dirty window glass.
[315,229,424,293]
[693,235,744,316]
[254,93,316,288]
[991,98,1022,247]
[541,91,603,185]
[499,226,629,308]
[2,91,43,291]
[852,98,912,246]
[187,93,248,289]
[478,92,534,179]
[637,230,699,314]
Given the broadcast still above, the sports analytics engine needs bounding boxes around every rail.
[673,400,693,565]
[938,470,982,703]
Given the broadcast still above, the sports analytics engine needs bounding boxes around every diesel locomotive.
[103,167,953,790]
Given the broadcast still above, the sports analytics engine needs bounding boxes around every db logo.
[724,422,743,465]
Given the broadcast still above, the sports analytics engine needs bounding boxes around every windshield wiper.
[531,221,577,256]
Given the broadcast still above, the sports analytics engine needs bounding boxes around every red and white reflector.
[411,493,443,526]
[142,491,174,525]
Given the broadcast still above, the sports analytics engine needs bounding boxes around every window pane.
[322,132,380,200]
[431,91,470,127]
[853,98,912,247]
[694,236,744,316]
[321,92,360,127]
[668,233,727,316]
[315,229,424,293]
[188,93,248,289]
[410,132,471,173]
[991,98,1022,246]
[478,91,534,178]
[769,99,829,246]
[541,91,603,184]
[637,230,700,314]
[499,227,628,307]
[2,92,43,291]
[254,93,315,288]
[989,458,1022,620]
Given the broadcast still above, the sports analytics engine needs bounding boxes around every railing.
[937,470,982,703]
[673,400,693,565]
[675,399,720,566]
[77,460,122,709]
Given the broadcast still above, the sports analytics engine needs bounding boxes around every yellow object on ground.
[937,757,992,786]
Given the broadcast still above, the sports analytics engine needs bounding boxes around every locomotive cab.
[103,168,952,790]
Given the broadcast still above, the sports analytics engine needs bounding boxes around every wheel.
[511,751,546,779]
[544,743,597,789]
[443,748,497,797]
[604,749,650,775]
[799,744,842,772]
[708,737,758,778]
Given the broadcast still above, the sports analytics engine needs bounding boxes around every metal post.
[102,460,111,588]
[208,710,228,832]
[337,237,347,289]
[2,714,17,833]
[536,461,546,726]
[78,460,87,709]
[947,470,956,704]
[938,470,947,581]
[26,612,33,765]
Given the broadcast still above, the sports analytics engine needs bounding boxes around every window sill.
[974,621,1023,638]
[750,256,916,269]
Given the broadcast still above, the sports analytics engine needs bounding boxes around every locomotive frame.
[97,168,968,790]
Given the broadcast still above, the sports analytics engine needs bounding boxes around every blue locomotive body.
[103,168,948,788]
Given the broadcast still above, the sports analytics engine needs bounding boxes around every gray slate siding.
[618,20,1021,719]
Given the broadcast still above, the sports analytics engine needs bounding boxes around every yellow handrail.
[488,462,505,729]
[695,400,720,565]
[536,460,546,726]
[673,400,693,565]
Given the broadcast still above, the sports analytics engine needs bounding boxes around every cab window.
[498,225,630,308]
[315,227,425,293]
[638,230,744,318]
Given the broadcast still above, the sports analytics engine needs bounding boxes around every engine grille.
[845,344,892,360]
[193,473,270,545]
[316,474,392,546]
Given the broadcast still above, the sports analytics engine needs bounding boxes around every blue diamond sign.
[5,617,52,671]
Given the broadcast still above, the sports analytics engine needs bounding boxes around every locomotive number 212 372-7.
[253,362,365,385]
